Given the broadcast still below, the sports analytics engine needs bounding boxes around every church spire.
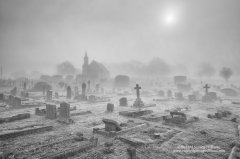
[84,51,89,65]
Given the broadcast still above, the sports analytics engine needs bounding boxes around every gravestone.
[67,86,72,99]
[59,102,70,119]
[119,97,128,106]
[13,97,21,107]
[46,104,57,119]
[102,119,122,132]
[88,95,96,102]
[107,103,114,112]
[0,93,4,101]
[8,95,14,106]
[79,82,88,100]
[188,94,196,101]
[203,84,210,95]
[167,90,172,98]
[46,90,53,101]
[55,92,59,99]
[127,147,137,159]
[133,84,144,107]
[175,92,184,100]
[23,82,27,90]
[21,91,29,98]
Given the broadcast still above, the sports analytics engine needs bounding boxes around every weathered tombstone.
[188,94,196,101]
[20,91,29,98]
[0,93,4,101]
[13,97,21,107]
[55,92,59,99]
[89,95,96,102]
[133,84,144,107]
[119,97,128,106]
[82,82,87,96]
[203,84,210,95]
[167,90,172,98]
[46,104,57,119]
[158,90,165,97]
[107,103,114,112]
[175,92,184,100]
[67,86,72,99]
[102,119,122,132]
[88,80,91,92]
[46,90,53,101]
[59,102,70,119]
[23,81,27,90]
[127,147,137,159]
[8,95,14,106]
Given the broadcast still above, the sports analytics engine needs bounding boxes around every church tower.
[82,51,89,78]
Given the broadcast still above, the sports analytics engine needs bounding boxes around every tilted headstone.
[119,97,128,106]
[158,90,165,97]
[46,90,53,101]
[13,97,21,107]
[102,119,122,132]
[107,103,114,112]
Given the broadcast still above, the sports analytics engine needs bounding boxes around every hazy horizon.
[0,0,240,78]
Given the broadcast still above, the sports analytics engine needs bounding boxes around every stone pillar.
[67,86,72,99]
[59,102,70,119]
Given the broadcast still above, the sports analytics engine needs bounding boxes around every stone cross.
[203,84,210,95]
[134,84,141,99]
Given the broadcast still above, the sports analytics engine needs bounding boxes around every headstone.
[46,90,53,101]
[133,84,144,107]
[13,97,21,107]
[82,82,87,96]
[102,119,122,132]
[127,147,137,159]
[119,97,128,106]
[46,104,57,119]
[67,86,72,99]
[188,94,196,101]
[23,82,27,90]
[55,92,59,99]
[59,102,70,119]
[0,93,4,101]
[175,92,184,100]
[89,95,96,102]
[101,88,104,94]
[107,103,114,112]
[8,95,14,105]
[203,84,210,95]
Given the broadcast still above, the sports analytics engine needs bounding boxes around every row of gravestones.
[44,102,70,120]
[6,95,21,107]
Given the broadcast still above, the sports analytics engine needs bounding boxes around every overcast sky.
[0,0,240,75]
